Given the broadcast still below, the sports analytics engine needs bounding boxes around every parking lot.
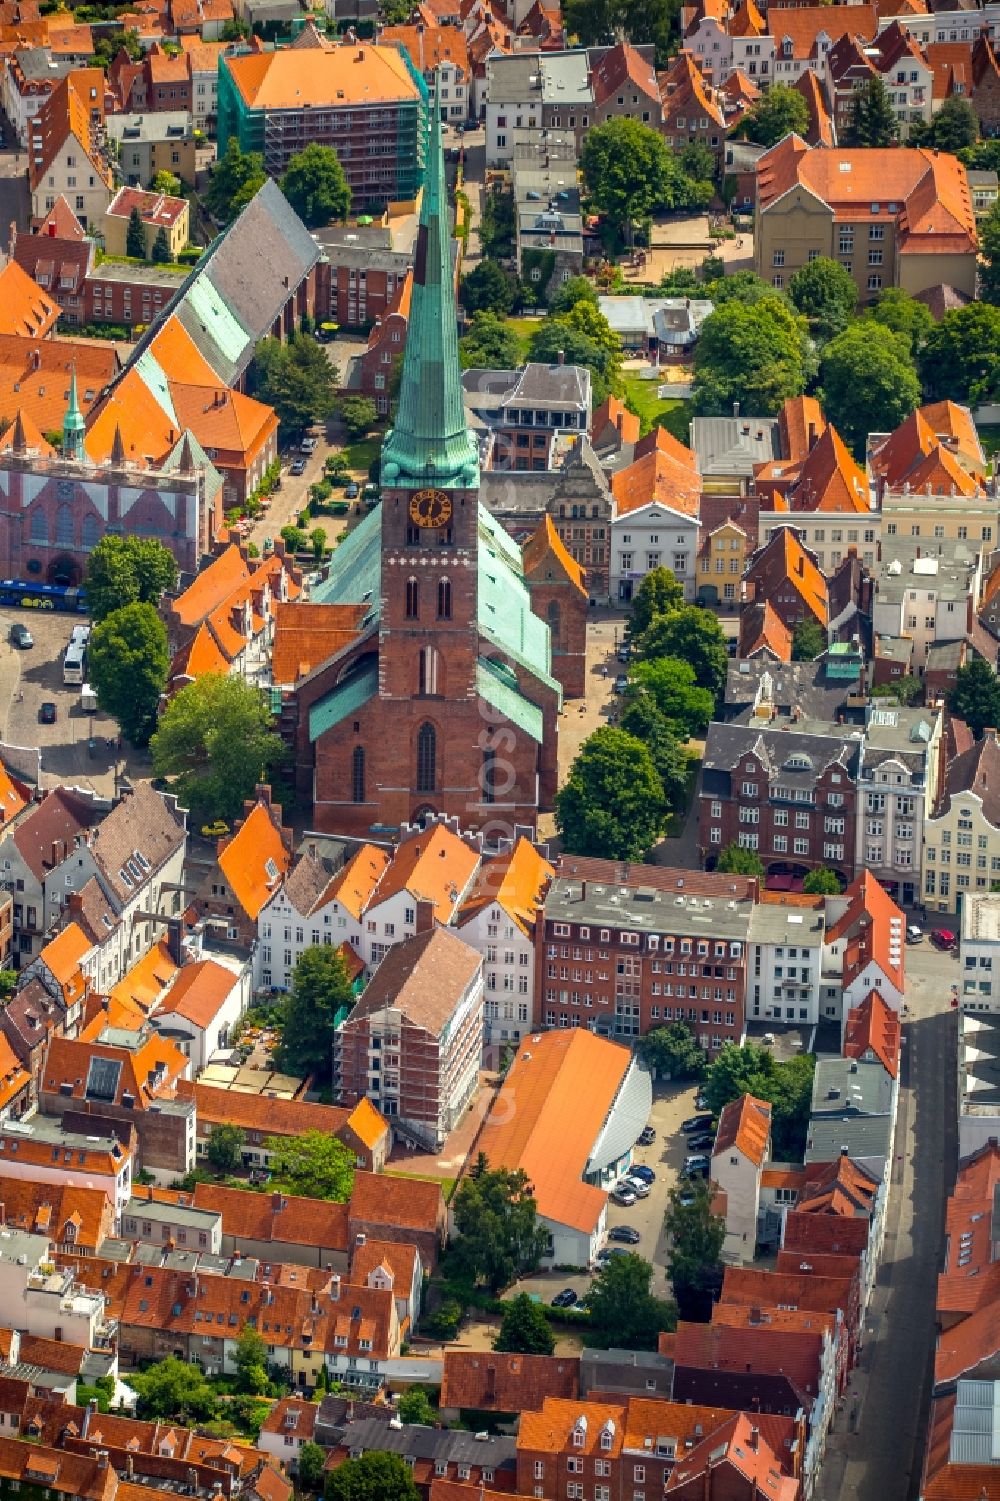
[0,606,122,795]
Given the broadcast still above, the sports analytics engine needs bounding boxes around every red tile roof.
[827,869,905,994]
[441,1352,580,1411]
[843,990,900,1077]
[713,1092,771,1166]
[672,1320,824,1395]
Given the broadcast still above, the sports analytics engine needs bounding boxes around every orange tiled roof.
[0,1035,29,1112]
[41,1029,189,1108]
[0,260,59,337]
[325,842,392,921]
[610,426,701,519]
[748,527,828,625]
[826,868,905,992]
[778,395,826,462]
[766,3,878,60]
[738,599,794,662]
[148,315,224,387]
[217,801,292,921]
[379,20,470,77]
[0,335,116,438]
[591,394,640,448]
[169,544,251,629]
[520,1397,626,1456]
[521,514,586,595]
[787,424,869,513]
[440,1352,579,1412]
[270,601,370,685]
[153,959,238,1030]
[224,42,420,109]
[664,1411,798,1499]
[458,835,553,937]
[843,989,900,1077]
[37,921,91,1006]
[0,758,30,825]
[368,822,479,924]
[713,1092,771,1166]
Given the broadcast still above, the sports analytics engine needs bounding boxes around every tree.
[707,270,782,307]
[528,300,624,405]
[206,139,266,225]
[871,674,922,706]
[635,607,728,696]
[299,1442,327,1492]
[89,603,168,746]
[276,945,355,1085]
[630,658,715,740]
[911,95,979,153]
[151,226,171,264]
[494,1293,556,1354]
[556,727,664,858]
[845,77,898,147]
[692,296,812,416]
[564,0,680,68]
[251,333,339,436]
[151,168,181,195]
[280,524,307,554]
[949,657,1000,738]
[788,257,857,344]
[459,310,522,370]
[265,1129,355,1201]
[618,695,691,812]
[206,1123,246,1174]
[792,618,826,662]
[451,1165,549,1293]
[740,83,809,148]
[340,395,377,440]
[130,1357,218,1422]
[802,867,843,895]
[396,1387,436,1424]
[664,1182,725,1321]
[310,527,328,563]
[580,118,677,240]
[920,302,1000,404]
[280,143,350,228]
[679,141,715,185]
[819,322,920,458]
[715,842,764,877]
[703,1043,816,1158]
[865,287,933,355]
[637,1020,706,1079]
[325,1452,421,1501]
[126,205,146,258]
[979,196,1000,305]
[550,276,598,314]
[85,535,178,621]
[460,257,519,315]
[587,1253,676,1348]
[235,1325,269,1395]
[627,566,684,640]
[150,673,285,824]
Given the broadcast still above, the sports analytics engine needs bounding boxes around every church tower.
[63,367,86,464]
[378,89,481,713]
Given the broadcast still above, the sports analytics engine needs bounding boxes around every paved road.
[817,938,957,1501]
[0,137,29,237]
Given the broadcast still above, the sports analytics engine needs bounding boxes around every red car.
[931,929,956,951]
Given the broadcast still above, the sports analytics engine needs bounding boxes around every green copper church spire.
[63,365,86,463]
[380,85,479,491]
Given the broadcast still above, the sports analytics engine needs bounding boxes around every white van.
[80,683,97,712]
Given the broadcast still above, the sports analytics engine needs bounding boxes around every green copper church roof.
[380,91,479,491]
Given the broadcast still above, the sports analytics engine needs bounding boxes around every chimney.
[797,556,804,576]
[330,1273,341,1301]
[615,411,624,437]
[749,1427,759,1452]
[415,897,435,934]
[733,401,740,418]
[557,349,565,365]
[485,1364,497,1402]
[807,422,817,450]
[7,221,15,253]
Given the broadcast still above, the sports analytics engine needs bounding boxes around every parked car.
[686,1132,715,1153]
[621,1177,650,1199]
[695,1091,709,1111]
[616,645,630,663]
[289,458,306,477]
[300,436,318,454]
[636,1126,656,1146]
[684,1153,710,1171]
[613,675,629,693]
[345,481,359,499]
[38,701,56,724]
[681,1161,709,1180]
[9,623,32,648]
[906,924,924,944]
[629,1164,655,1183]
[761,1032,775,1046]
[611,1187,636,1206]
[551,1288,577,1308]
[608,1226,641,1244]
[682,1115,713,1134]
[932,929,956,951]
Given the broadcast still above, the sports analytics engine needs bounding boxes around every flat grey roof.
[544,874,754,941]
[963,894,1000,945]
[123,1197,221,1232]
[690,415,780,476]
[747,904,824,946]
[810,1057,895,1116]
[805,1114,893,1161]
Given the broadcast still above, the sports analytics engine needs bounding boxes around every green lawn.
[341,436,382,475]
[506,315,544,361]
[977,424,1000,463]
[384,1167,458,1202]
[621,373,689,439]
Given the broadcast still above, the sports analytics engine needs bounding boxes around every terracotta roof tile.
[441,1352,579,1411]
[843,989,900,1077]
[153,959,238,1030]
[826,869,905,993]
[368,823,479,924]
[458,835,554,937]
[0,259,59,337]
[270,601,369,685]
[765,5,878,61]
[673,1320,824,1395]
[713,1092,771,1165]
[781,1209,870,1256]
[217,800,292,921]
[519,1397,626,1456]
[521,514,586,595]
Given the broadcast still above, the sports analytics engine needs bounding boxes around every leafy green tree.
[206,1123,246,1174]
[280,143,350,228]
[280,524,307,554]
[0,972,15,1000]
[692,296,812,415]
[921,302,1000,404]
[130,1357,218,1422]
[151,226,171,264]
[556,727,664,858]
[126,205,146,259]
[494,1293,556,1354]
[310,527,328,563]
[871,674,922,706]
[207,139,266,224]
[580,118,678,239]
[792,618,826,661]
[396,1387,436,1424]
[276,945,355,1085]
[265,1129,355,1202]
[452,1165,549,1293]
[949,657,1000,738]
[564,0,680,68]
[788,257,857,344]
[151,169,182,195]
[819,322,920,457]
[910,94,979,152]
[340,395,377,440]
[459,310,522,370]
[460,257,519,315]
[299,1441,327,1492]
[636,606,728,696]
[550,276,598,314]
[251,333,339,436]
[618,695,691,812]
[707,269,782,306]
[150,674,285,824]
[627,566,684,640]
[325,1452,421,1501]
[679,141,716,185]
[89,603,168,746]
[703,1043,815,1158]
[715,842,764,877]
[845,77,898,146]
[528,313,622,406]
[740,83,809,148]
[235,1325,269,1395]
[865,287,934,354]
[85,535,178,621]
[630,658,715,740]
[802,868,842,895]
[637,1020,706,1079]
[478,186,516,256]
[587,1253,676,1348]
[664,1182,725,1321]
[979,197,1000,305]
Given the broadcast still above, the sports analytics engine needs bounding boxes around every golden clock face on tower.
[409,488,453,529]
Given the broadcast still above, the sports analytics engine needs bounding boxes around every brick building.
[521,515,588,698]
[535,858,757,1049]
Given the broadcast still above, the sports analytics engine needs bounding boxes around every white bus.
[63,644,86,685]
